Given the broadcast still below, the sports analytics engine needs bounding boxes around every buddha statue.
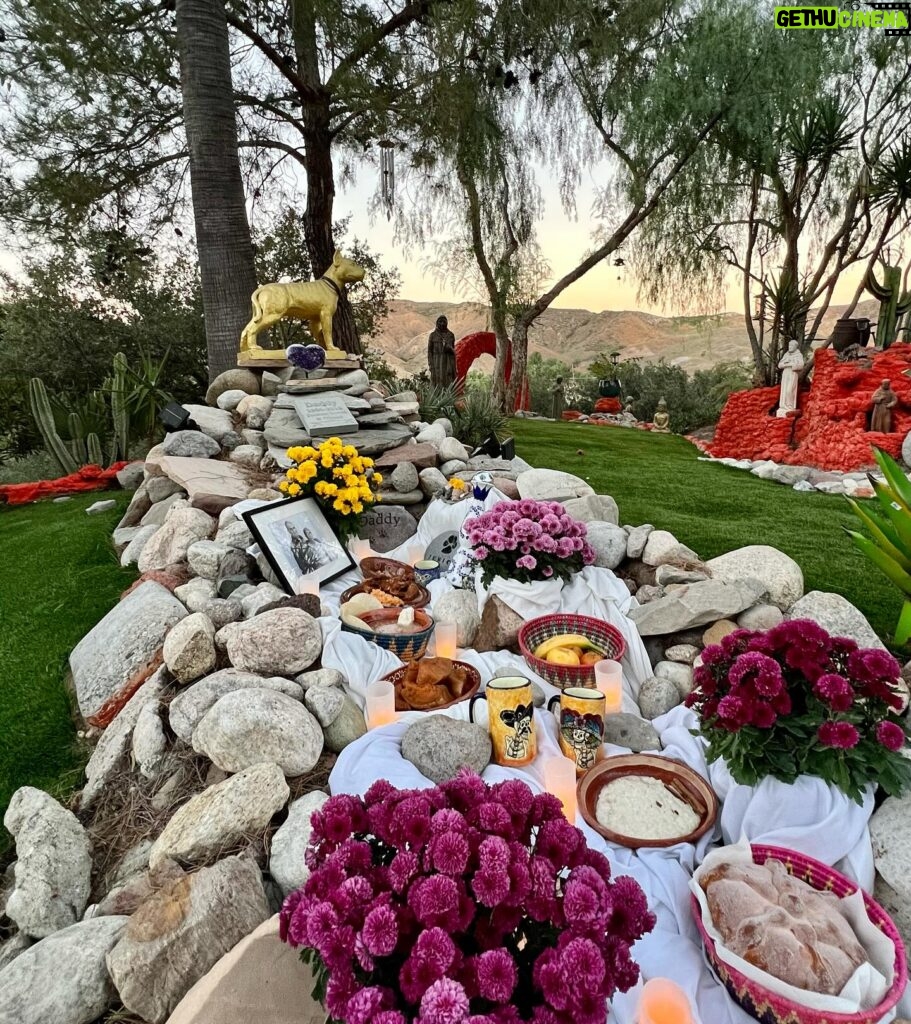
[652,397,671,433]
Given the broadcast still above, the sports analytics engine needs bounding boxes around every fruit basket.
[691,844,907,1024]
[518,613,625,689]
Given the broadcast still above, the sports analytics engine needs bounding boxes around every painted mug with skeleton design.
[470,677,537,766]
[548,687,605,775]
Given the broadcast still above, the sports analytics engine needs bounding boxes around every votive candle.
[544,755,577,822]
[594,659,623,714]
[637,978,693,1024]
[349,537,371,562]
[435,621,458,659]
[365,680,396,729]
[296,578,320,598]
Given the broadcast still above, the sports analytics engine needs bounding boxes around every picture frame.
[242,496,355,593]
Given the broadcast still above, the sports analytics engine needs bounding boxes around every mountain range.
[367,298,881,375]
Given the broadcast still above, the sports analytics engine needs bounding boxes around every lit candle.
[638,978,693,1024]
[435,621,458,659]
[544,755,577,821]
[365,680,396,729]
[594,659,623,714]
[296,578,320,598]
[405,542,424,566]
[349,537,371,562]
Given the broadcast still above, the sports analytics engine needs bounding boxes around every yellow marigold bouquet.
[279,438,382,541]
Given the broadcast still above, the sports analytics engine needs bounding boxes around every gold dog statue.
[239,250,366,360]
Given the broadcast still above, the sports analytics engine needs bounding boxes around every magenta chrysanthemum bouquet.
[685,619,911,802]
[464,499,596,586]
[280,772,654,1024]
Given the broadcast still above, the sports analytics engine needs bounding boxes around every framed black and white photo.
[243,497,355,593]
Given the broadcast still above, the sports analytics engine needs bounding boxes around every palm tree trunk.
[174,0,257,381]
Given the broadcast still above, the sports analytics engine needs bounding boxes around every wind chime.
[379,140,395,219]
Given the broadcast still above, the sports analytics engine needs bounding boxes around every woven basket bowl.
[340,608,434,662]
[518,613,626,689]
[691,843,907,1024]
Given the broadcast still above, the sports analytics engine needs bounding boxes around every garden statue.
[870,379,898,433]
[428,315,457,387]
[652,397,670,432]
[776,339,805,417]
[239,250,365,359]
[551,376,566,420]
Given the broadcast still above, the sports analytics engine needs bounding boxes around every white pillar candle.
[349,537,371,562]
[594,659,623,714]
[296,578,320,598]
[365,680,396,729]
[544,755,577,822]
[434,621,458,659]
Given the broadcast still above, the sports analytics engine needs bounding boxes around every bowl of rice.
[578,753,718,849]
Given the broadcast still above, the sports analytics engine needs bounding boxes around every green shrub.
[451,386,507,450]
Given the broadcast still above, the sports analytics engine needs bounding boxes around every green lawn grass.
[0,493,135,819]
[508,419,901,643]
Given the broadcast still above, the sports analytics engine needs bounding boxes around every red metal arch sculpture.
[454,331,529,411]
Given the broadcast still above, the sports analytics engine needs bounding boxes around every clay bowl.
[341,607,434,662]
[577,753,718,850]
[382,659,482,712]
[360,556,414,579]
[341,578,430,609]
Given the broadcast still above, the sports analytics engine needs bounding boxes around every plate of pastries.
[341,575,430,609]
[383,657,481,711]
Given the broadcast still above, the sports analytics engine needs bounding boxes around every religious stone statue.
[551,377,566,420]
[428,315,457,388]
[870,379,898,433]
[777,339,805,417]
[652,397,671,432]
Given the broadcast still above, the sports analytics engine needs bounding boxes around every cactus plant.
[67,411,87,465]
[110,351,130,461]
[28,378,79,474]
[865,260,911,349]
[87,433,104,466]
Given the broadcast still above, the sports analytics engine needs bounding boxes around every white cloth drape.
[315,494,902,1024]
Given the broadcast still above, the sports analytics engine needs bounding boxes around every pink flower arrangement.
[280,772,654,1024]
[685,619,911,801]
[465,499,596,586]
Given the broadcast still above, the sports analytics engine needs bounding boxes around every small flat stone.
[162,431,220,459]
[157,457,250,516]
[603,713,661,752]
[86,499,117,515]
[664,643,700,665]
[374,442,439,470]
[703,619,739,646]
[638,676,682,719]
[517,468,595,502]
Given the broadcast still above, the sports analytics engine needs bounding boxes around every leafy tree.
[398,0,768,411]
[252,212,401,344]
[0,0,476,354]
[634,16,911,382]
[0,236,206,458]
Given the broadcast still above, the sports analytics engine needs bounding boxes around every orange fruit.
[546,647,581,666]
[580,651,602,666]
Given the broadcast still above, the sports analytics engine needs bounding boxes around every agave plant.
[845,447,911,644]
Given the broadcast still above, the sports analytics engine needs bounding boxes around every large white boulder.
[706,545,803,611]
